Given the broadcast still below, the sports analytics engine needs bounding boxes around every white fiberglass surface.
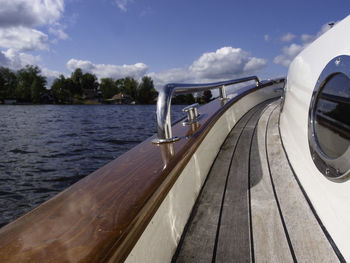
[280,15,350,261]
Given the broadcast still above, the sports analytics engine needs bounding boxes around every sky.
[0,0,349,89]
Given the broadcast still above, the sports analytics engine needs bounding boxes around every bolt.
[335,57,341,66]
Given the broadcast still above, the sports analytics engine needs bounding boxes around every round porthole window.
[309,56,350,182]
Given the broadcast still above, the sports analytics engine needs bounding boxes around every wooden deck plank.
[175,99,340,263]
[215,102,267,263]
[249,101,294,263]
[266,106,339,263]
[174,103,264,263]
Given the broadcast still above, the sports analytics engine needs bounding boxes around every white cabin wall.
[280,15,350,261]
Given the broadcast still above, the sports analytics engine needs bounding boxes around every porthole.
[308,56,350,182]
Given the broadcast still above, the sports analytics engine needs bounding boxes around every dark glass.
[314,73,350,158]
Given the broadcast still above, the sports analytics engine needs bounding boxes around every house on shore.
[2,99,17,105]
[106,93,134,104]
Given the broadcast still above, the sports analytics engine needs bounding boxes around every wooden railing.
[0,78,284,263]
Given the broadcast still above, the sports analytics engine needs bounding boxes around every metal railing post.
[152,76,261,144]
[219,85,227,99]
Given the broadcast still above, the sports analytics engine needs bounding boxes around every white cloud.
[243,57,267,72]
[274,22,336,67]
[281,33,296,42]
[0,0,64,28]
[273,43,304,67]
[0,48,41,69]
[300,22,335,43]
[0,27,48,51]
[148,68,193,88]
[152,47,267,89]
[49,25,68,41]
[66,59,148,79]
[64,47,267,90]
[189,47,266,79]
[264,34,270,42]
[0,52,8,66]
[0,48,61,87]
[0,47,65,88]
[41,67,62,87]
[115,0,133,12]
[0,0,66,51]
[140,6,154,17]
[300,34,314,43]
[319,22,335,36]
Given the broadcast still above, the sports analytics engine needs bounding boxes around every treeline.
[0,65,47,103]
[0,65,210,105]
[52,69,160,104]
[0,65,159,104]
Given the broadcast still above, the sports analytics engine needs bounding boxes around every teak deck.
[173,100,343,263]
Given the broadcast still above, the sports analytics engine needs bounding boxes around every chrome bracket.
[182,103,200,125]
[152,137,180,144]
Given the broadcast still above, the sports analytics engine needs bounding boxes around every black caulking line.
[171,109,235,262]
[265,105,297,263]
[247,101,275,263]
[172,101,262,263]
[277,114,346,263]
[212,101,269,263]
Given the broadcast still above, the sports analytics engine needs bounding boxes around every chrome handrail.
[152,76,260,144]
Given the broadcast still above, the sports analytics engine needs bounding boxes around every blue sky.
[0,0,349,88]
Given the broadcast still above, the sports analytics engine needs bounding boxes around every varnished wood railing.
[0,79,284,263]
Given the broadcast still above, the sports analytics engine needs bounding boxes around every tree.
[0,70,4,99]
[31,78,44,103]
[71,68,83,95]
[82,72,98,91]
[0,67,17,99]
[115,78,125,91]
[64,78,76,96]
[51,75,72,104]
[172,94,195,104]
[122,77,138,100]
[70,69,98,99]
[100,78,119,99]
[137,76,157,104]
[16,68,32,101]
[16,65,46,102]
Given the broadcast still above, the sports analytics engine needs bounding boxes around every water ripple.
[10,148,37,154]
[0,104,185,227]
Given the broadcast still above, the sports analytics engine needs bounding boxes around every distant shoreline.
[0,100,195,106]
[0,100,157,106]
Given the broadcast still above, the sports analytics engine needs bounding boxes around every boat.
[0,15,349,263]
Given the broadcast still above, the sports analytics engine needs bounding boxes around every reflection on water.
[0,104,184,227]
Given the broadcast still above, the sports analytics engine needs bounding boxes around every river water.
[0,104,185,227]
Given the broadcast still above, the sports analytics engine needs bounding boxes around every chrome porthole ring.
[308,55,350,182]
